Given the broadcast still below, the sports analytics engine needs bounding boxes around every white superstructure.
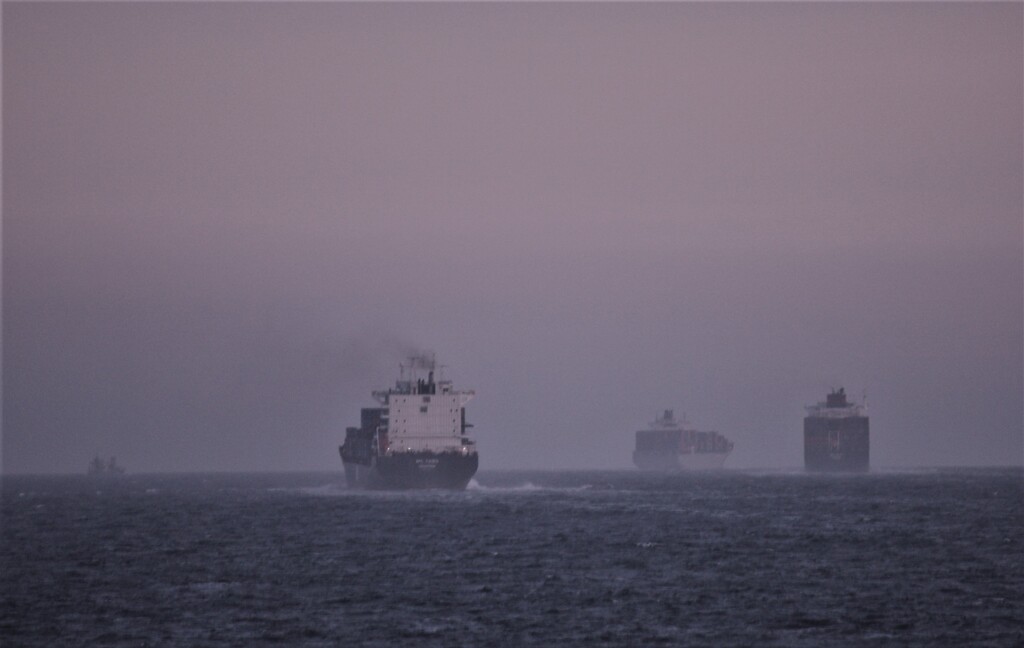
[373,355,475,454]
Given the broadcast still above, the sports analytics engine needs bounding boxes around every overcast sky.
[3,2,1021,474]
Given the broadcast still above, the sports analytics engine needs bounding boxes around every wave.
[467,479,594,493]
[283,483,349,496]
[280,479,599,497]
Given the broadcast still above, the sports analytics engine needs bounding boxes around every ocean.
[2,468,1021,646]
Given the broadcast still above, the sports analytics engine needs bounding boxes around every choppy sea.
[2,468,1022,646]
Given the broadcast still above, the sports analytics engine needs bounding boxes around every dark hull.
[340,449,478,490]
[804,416,869,472]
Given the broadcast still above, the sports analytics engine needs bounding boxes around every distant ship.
[339,355,478,490]
[804,387,869,472]
[87,455,125,477]
[633,410,733,471]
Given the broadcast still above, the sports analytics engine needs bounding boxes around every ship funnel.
[826,388,848,408]
[664,409,673,421]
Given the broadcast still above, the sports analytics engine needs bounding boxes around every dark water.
[2,469,1022,646]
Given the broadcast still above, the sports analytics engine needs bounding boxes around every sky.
[2,2,1021,474]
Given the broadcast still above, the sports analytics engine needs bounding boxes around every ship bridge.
[805,387,866,418]
[373,354,475,454]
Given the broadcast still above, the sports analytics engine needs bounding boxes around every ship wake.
[466,479,594,493]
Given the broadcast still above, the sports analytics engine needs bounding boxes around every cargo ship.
[804,387,869,472]
[633,410,733,471]
[339,355,478,490]
[87,455,125,477]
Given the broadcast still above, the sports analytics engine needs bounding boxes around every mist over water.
[4,6,1021,648]
[3,3,1022,474]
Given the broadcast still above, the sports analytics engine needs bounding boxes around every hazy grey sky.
[3,2,1021,473]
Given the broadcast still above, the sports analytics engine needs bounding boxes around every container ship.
[633,409,733,471]
[87,455,125,478]
[804,387,869,472]
[339,355,477,490]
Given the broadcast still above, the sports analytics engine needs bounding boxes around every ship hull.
[804,416,869,472]
[633,450,730,471]
[340,449,478,490]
